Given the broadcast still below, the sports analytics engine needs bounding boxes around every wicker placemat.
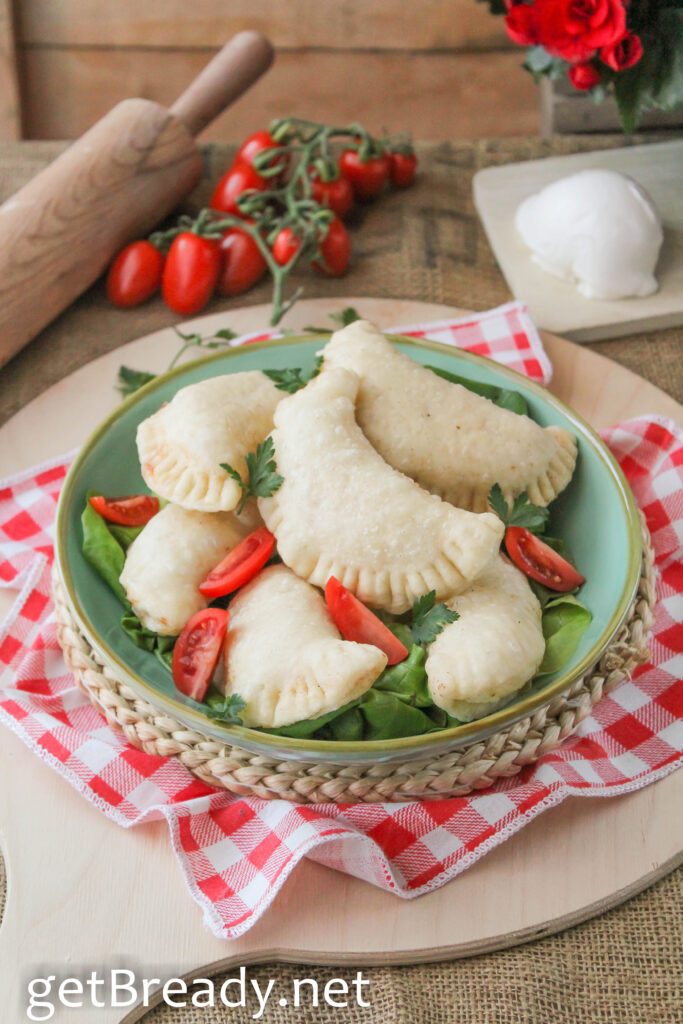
[51,514,654,803]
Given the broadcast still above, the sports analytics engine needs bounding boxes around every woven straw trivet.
[52,519,655,804]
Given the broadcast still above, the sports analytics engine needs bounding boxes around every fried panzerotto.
[322,320,577,512]
[222,565,387,728]
[120,503,253,635]
[425,555,545,722]
[258,367,504,614]
[136,372,282,512]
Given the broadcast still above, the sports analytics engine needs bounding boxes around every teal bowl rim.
[54,333,642,763]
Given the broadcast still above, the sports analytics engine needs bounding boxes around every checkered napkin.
[1,303,681,940]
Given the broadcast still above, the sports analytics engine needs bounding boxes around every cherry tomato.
[311,171,354,219]
[217,227,267,297]
[162,232,221,316]
[236,130,284,175]
[388,151,417,188]
[89,494,159,527]
[199,527,275,598]
[505,527,586,592]
[339,149,390,200]
[210,161,268,217]
[172,608,228,702]
[313,217,351,277]
[325,577,409,665]
[272,228,302,266]
[106,241,164,308]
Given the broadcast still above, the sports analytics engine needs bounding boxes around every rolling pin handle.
[170,31,274,138]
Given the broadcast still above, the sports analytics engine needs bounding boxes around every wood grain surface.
[0,0,20,140]
[0,298,681,1024]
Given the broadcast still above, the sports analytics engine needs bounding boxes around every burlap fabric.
[0,137,681,1022]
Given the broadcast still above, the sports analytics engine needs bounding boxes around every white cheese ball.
[515,169,663,300]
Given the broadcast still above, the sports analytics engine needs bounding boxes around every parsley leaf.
[262,355,323,394]
[205,693,247,726]
[410,591,459,646]
[329,306,362,327]
[221,436,284,514]
[488,483,549,535]
[426,366,528,416]
[117,366,157,398]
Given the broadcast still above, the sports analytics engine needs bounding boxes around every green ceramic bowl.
[55,335,642,765]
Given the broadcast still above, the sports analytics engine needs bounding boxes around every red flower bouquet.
[479,0,683,130]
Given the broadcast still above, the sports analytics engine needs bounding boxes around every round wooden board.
[0,298,681,1024]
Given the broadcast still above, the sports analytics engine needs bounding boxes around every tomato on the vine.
[236,130,284,175]
[310,170,354,219]
[313,217,351,276]
[339,149,390,200]
[217,226,267,296]
[272,228,302,267]
[505,527,586,593]
[106,241,164,308]
[210,161,268,217]
[388,151,417,188]
[162,232,221,316]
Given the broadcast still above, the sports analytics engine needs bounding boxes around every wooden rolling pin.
[0,31,274,368]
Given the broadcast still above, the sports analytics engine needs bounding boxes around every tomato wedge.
[89,494,159,527]
[172,607,228,701]
[198,527,275,599]
[324,577,409,665]
[505,527,585,592]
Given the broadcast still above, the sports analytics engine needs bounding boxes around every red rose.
[568,62,602,90]
[601,31,643,71]
[505,4,539,46]
[535,0,627,62]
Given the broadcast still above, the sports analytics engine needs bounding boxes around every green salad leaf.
[536,594,592,676]
[121,611,176,669]
[426,365,528,416]
[221,436,284,514]
[81,491,129,606]
[488,484,550,535]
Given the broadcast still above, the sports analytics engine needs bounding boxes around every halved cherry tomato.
[198,527,275,598]
[217,227,267,297]
[89,494,159,527]
[339,149,390,200]
[172,608,228,701]
[505,527,585,592]
[310,170,354,219]
[210,161,268,217]
[325,577,409,665]
[313,217,351,277]
[272,227,302,266]
[388,151,417,188]
[106,241,164,308]
[162,232,221,316]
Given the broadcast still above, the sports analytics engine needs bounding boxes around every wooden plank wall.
[10,1,540,141]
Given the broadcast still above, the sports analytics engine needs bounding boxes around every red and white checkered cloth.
[0,304,681,940]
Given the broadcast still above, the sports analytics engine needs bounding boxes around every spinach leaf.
[108,522,144,551]
[81,491,129,606]
[537,595,592,676]
[426,365,528,416]
[120,611,176,669]
[373,646,432,706]
[265,698,362,738]
[359,690,443,740]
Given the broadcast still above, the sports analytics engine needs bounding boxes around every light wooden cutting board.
[0,298,681,1024]
[473,140,683,342]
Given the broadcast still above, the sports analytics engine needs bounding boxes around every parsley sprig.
[116,326,238,399]
[205,693,247,726]
[263,355,323,394]
[410,591,459,646]
[488,483,549,535]
[221,436,284,515]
